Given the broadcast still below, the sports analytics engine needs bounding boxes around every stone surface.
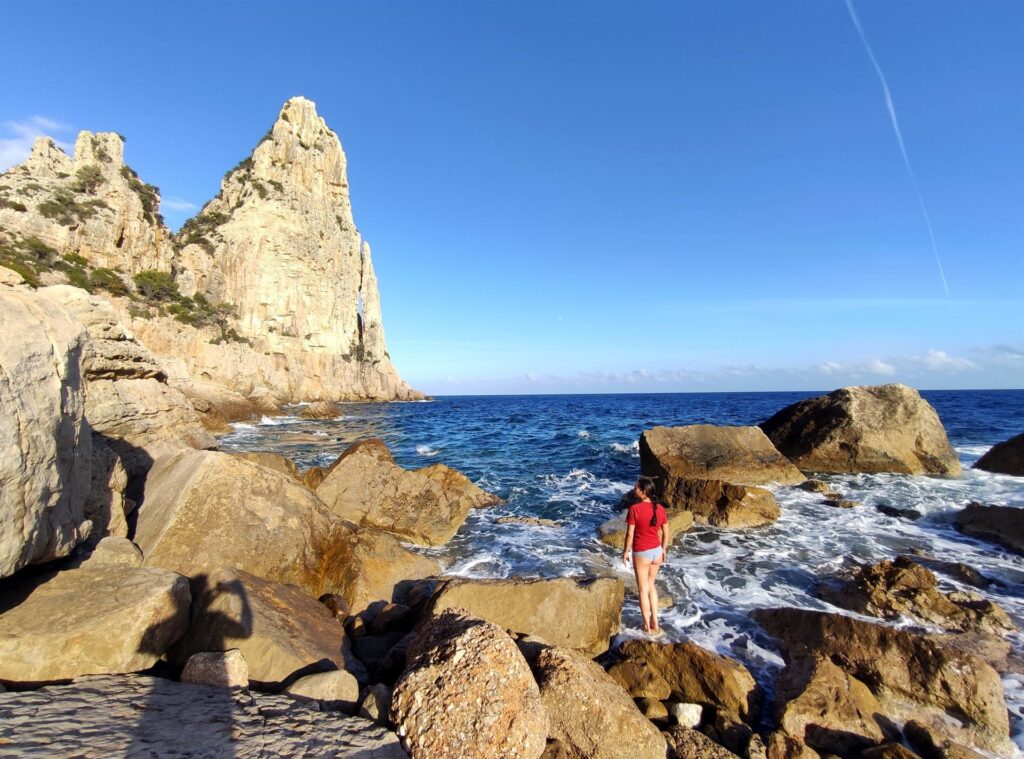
[135,449,351,597]
[760,384,961,475]
[429,576,624,656]
[819,556,1016,635]
[640,424,805,486]
[0,566,189,686]
[171,376,263,430]
[532,645,666,759]
[954,502,1024,555]
[390,609,547,759]
[232,450,302,481]
[335,528,441,615]
[597,507,694,549]
[180,649,249,689]
[301,400,343,419]
[663,727,739,759]
[499,516,560,527]
[752,607,1011,755]
[78,536,143,568]
[973,432,1024,476]
[669,702,703,728]
[613,640,760,723]
[285,669,360,711]
[359,682,393,725]
[606,658,673,700]
[904,719,988,759]
[172,566,360,690]
[0,286,92,577]
[661,477,781,528]
[84,435,130,539]
[0,674,406,756]
[416,462,505,508]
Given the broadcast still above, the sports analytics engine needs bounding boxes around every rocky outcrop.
[640,425,805,486]
[954,502,1024,555]
[597,507,694,549]
[0,286,92,577]
[0,675,406,756]
[231,450,302,482]
[0,566,190,686]
[135,449,352,597]
[390,609,548,759]
[760,384,961,475]
[428,576,624,657]
[333,528,441,615]
[416,462,505,509]
[662,477,780,528]
[301,400,343,419]
[531,645,666,759]
[973,432,1024,476]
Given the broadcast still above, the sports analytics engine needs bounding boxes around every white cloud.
[0,116,73,172]
[866,359,896,375]
[161,197,198,212]
[918,349,975,371]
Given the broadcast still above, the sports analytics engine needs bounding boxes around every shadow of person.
[126,572,253,757]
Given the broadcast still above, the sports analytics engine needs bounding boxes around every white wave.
[230,422,257,431]
[577,430,591,438]
[611,441,639,454]
[416,444,440,457]
[258,415,297,426]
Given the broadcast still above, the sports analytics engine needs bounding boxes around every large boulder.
[531,645,666,759]
[231,450,302,482]
[428,576,624,656]
[171,566,360,690]
[973,432,1024,476]
[333,528,441,615]
[760,384,960,475]
[171,376,264,431]
[315,441,498,545]
[662,478,780,528]
[752,607,1011,755]
[301,400,343,420]
[390,609,547,759]
[819,556,1016,635]
[597,507,694,549]
[0,566,189,686]
[416,462,504,508]
[640,425,805,486]
[954,502,1024,555]
[135,449,352,597]
[663,727,739,759]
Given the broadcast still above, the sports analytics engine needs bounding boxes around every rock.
[860,745,923,759]
[0,264,25,286]
[764,732,819,759]
[640,424,805,486]
[954,502,1024,555]
[172,566,361,690]
[171,377,262,429]
[661,478,780,528]
[0,674,406,756]
[135,449,351,597]
[416,462,505,508]
[390,608,547,759]
[669,702,704,727]
[370,603,414,635]
[352,631,412,684]
[232,450,302,481]
[597,508,694,549]
[85,436,131,539]
[359,683,393,725]
[875,504,922,520]
[934,561,991,589]
[302,466,330,489]
[824,498,859,509]
[637,697,669,720]
[0,566,189,686]
[797,479,838,495]
[819,556,1016,635]
[904,720,987,759]
[532,645,666,759]
[498,516,560,527]
[612,640,761,723]
[334,528,441,615]
[663,727,739,759]
[429,576,624,656]
[606,659,673,700]
[973,432,1024,476]
[78,536,143,568]
[320,593,351,622]
[180,649,249,689]
[301,400,343,419]
[760,384,961,475]
[0,286,92,577]
[285,670,360,711]
[752,607,1011,755]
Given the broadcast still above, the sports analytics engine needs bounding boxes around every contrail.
[844,0,950,297]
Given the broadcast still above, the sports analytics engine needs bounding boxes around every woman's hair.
[636,476,660,527]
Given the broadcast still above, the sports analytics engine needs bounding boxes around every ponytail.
[636,476,659,527]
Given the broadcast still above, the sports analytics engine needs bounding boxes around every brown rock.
[663,727,739,759]
[662,478,780,528]
[172,377,262,429]
[760,384,961,475]
[301,400,343,419]
[904,719,987,759]
[180,649,249,689]
[498,516,561,527]
[797,479,838,496]
[232,451,302,482]
[390,609,547,759]
[285,670,360,711]
[359,682,393,725]
[824,499,859,509]
[337,438,395,464]
[78,536,143,569]
[765,731,819,759]
[954,502,1024,555]
[973,432,1024,476]
[320,593,351,622]
[606,659,673,700]
[860,745,923,759]
[416,462,503,508]
[597,507,694,549]
[429,576,624,657]
[637,697,669,720]
[334,528,440,615]
[640,424,805,486]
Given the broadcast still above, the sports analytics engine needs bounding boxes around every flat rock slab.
[0,674,405,757]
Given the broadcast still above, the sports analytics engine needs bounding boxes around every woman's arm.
[622,525,636,565]
[657,522,670,564]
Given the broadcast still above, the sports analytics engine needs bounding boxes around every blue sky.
[1,1,1021,394]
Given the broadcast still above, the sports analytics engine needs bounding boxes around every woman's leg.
[633,555,653,632]
[647,560,661,630]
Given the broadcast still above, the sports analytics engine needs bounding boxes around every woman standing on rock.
[622,476,670,634]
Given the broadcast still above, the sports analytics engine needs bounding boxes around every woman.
[622,476,670,633]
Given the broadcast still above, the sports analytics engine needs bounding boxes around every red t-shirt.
[626,500,667,551]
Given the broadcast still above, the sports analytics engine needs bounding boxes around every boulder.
[797,479,838,495]
[0,286,92,577]
[640,425,805,486]
[390,608,547,759]
[171,566,361,690]
[760,384,960,475]
[597,507,694,549]
[612,640,760,723]
[764,732,819,759]
[532,645,666,759]
[819,556,1016,635]
[954,502,1024,555]
[663,727,739,759]
[973,432,1024,476]
[0,674,406,756]
[637,697,669,720]
[180,649,249,689]
[0,566,189,686]
[334,528,441,615]
[904,719,987,759]
[285,670,360,711]
[661,478,780,528]
[84,435,131,539]
[359,682,393,725]
[428,576,624,656]
[301,400,343,420]
[232,451,302,481]
[171,377,262,431]
[135,449,352,597]
[752,607,1011,755]
[78,536,143,569]
[861,745,923,759]
[605,659,673,700]
[416,462,504,508]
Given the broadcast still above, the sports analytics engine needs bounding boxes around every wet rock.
[498,515,560,527]
[300,400,343,419]
[663,727,739,758]
[597,507,694,549]
[875,504,922,520]
[231,450,302,481]
[824,498,859,509]
[428,576,624,656]
[334,528,440,615]
[972,432,1024,476]
[662,478,780,528]
[390,608,547,759]
[797,479,839,497]
[180,649,249,689]
[285,670,360,712]
[760,384,961,475]
[954,502,1024,555]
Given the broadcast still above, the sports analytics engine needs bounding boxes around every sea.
[220,389,1024,751]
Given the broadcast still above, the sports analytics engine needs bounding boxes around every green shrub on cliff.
[0,199,28,212]
[72,164,105,194]
[88,267,129,295]
[120,165,162,226]
[133,270,179,301]
[37,190,110,225]
[176,211,229,254]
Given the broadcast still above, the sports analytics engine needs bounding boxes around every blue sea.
[221,390,1024,750]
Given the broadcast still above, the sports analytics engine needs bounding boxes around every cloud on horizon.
[161,197,198,212]
[0,116,73,172]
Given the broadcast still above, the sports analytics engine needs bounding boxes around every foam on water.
[416,445,441,457]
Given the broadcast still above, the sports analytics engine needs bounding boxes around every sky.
[1,1,1021,394]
